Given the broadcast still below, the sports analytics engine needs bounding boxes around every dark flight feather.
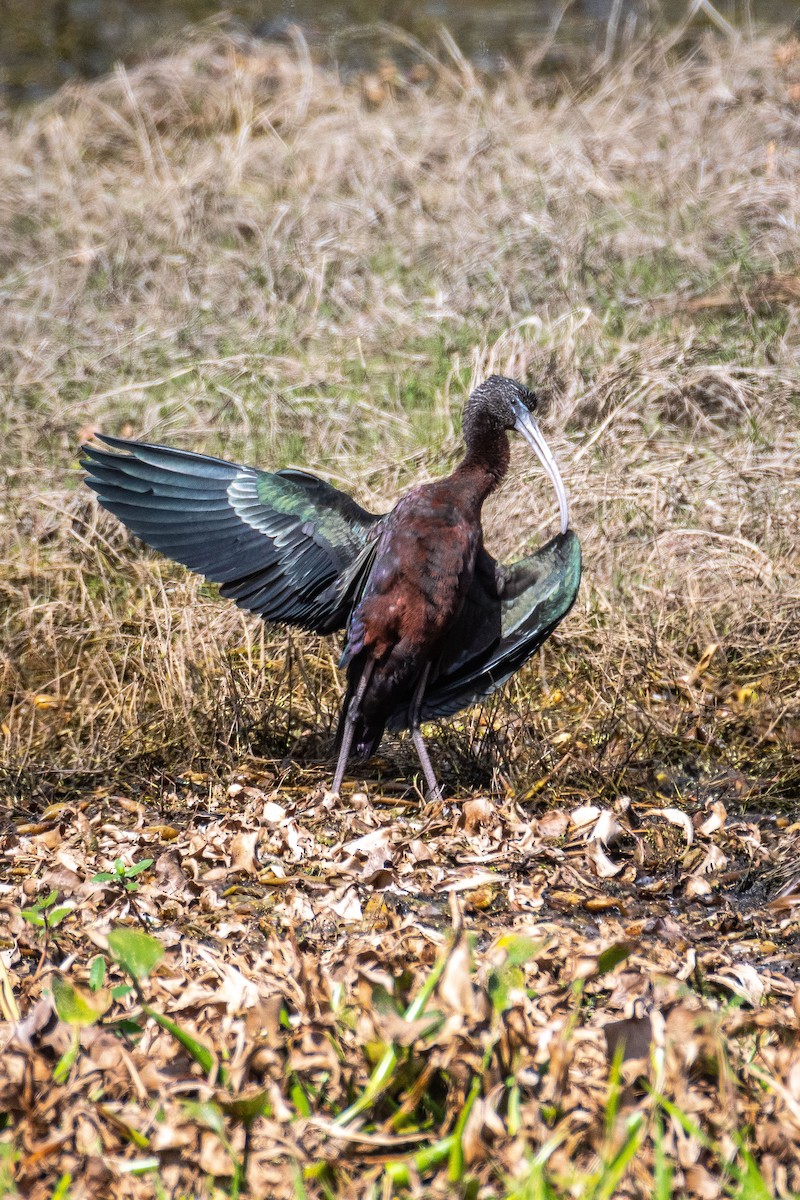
[81,434,382,634]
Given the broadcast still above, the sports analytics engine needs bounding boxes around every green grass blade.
[335,941,450,1127]
[142,1005,230,1087]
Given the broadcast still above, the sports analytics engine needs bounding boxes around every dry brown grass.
[1,24,799,808]
[1,23,800,1199]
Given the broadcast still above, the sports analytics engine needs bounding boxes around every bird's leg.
[331,659,374,796]
[409,663,443,803]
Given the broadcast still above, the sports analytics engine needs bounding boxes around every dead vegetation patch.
[3,779,800,1198]
[1,20,800,1199]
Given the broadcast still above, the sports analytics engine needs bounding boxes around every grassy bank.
[1,22,800,1199]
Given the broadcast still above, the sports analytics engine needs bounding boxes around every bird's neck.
[454,425,510,502]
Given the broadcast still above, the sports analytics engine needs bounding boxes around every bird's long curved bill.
[514,408,570,534]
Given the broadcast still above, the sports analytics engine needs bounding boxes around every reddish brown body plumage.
[340,474,487,758]
[333,383,531,799]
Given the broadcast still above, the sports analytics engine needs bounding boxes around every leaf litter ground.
[3,758,800,1198]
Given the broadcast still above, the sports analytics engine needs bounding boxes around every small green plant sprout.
[88,954,106,991]
[46,930,166,1085]
[487,933,549,1019]
[49,973,112,1084]
[92,857,153,893]
[105,929,236,1088]
[20,889,75,932]
[106,927,165,987]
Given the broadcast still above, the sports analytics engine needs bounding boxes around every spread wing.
[388,530,581,728]
[81,434,383,634]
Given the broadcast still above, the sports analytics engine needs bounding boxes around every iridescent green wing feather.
[389,530,581,727]
[81,435,382,634]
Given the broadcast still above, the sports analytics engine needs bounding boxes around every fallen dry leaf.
[652,807,694,847]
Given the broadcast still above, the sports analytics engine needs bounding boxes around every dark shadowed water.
[1,0,797,104]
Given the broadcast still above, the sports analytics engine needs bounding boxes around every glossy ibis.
[81,376,581,799]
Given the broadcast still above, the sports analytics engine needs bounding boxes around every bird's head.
[463,375,569,533]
